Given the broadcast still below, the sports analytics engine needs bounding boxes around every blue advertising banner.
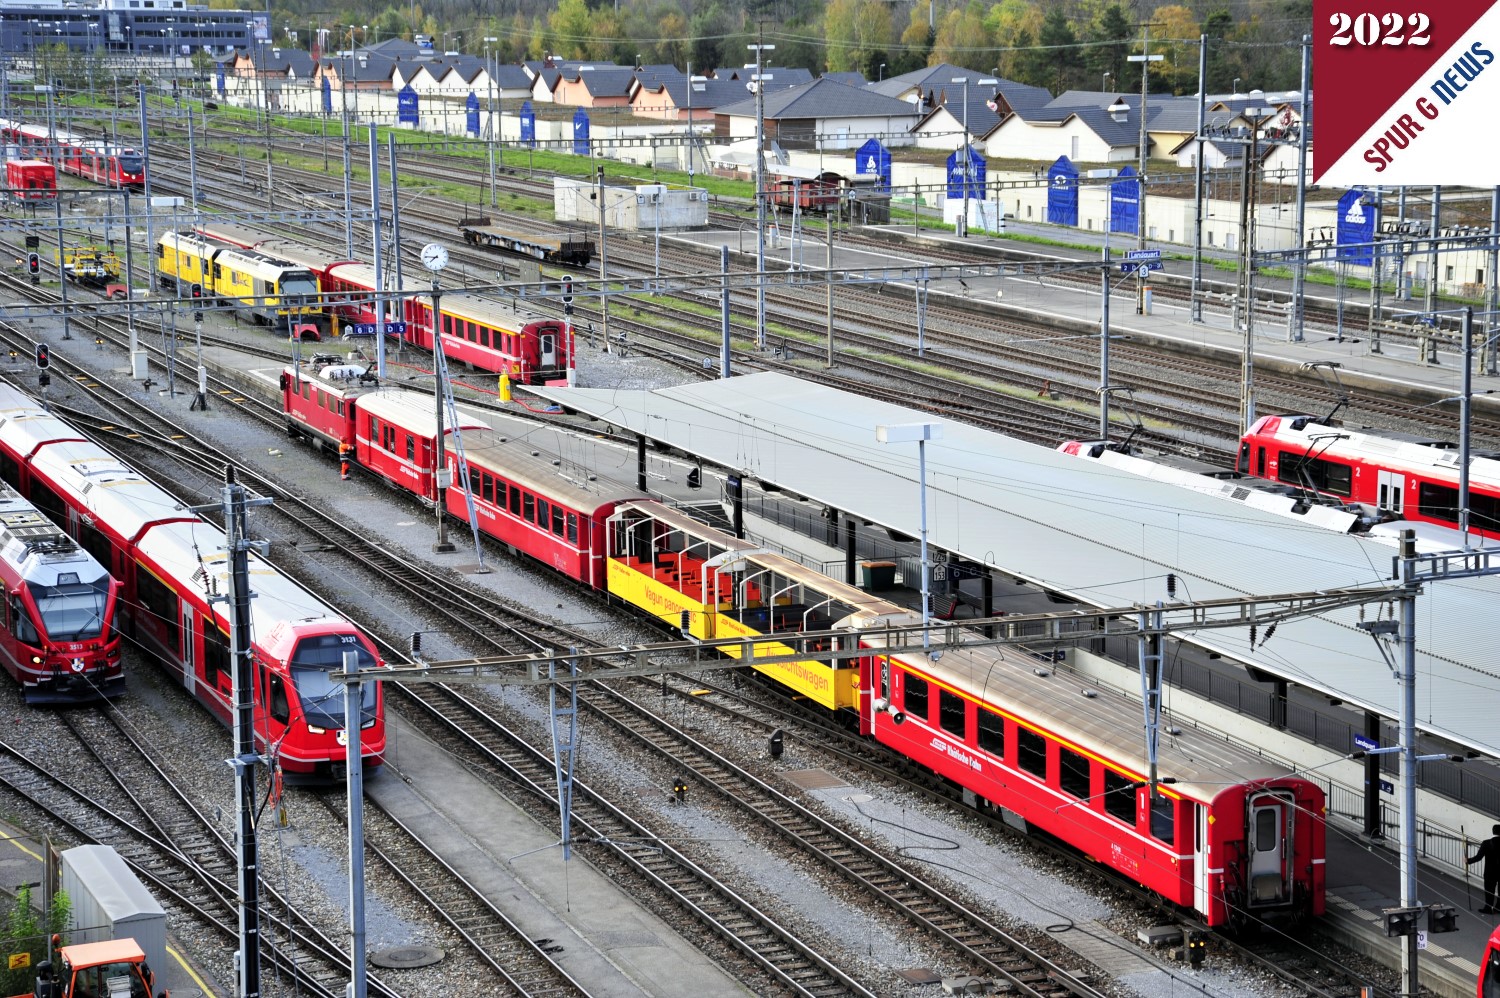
[520,101,536,147]
[945,144,986,199]
[1046,156,1079,226]
[216,63,226,97]
[572,107,590,155]
[320,75,331,114]
[1109,166,1139,235]
[855,138,892,192]
[397,85,420,126]
[465,92,480,136]
[1336,188,1375,267]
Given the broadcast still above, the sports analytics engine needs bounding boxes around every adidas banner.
[1316,0,1499,184]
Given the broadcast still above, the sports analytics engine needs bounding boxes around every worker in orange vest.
[339,442,352,481]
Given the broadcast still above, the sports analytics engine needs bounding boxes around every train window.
[567,513,578,544]
[406,435,415,463]
[938,689,964,737]
[1276,451,1353,497]
[79,523,114,572]
[509,484,520,516]
[1256,447,1266,477]
[523,493,535,522]
[1104,770,1136,822]
[903,674,929,720]
[302,381,310,400]
[30,482,67,529]
[203,626,231,690]
[552,505,565,537]
[480,326,491,348]
[977,708,1004,758]
[442,314,453,336]
[337,400,345,416]
[467,320,477,341]
[1150,794,1176,845]
[369,417,381,446]
[537,498,550,527]
[135,568,180,652]
[1255,808,1279,851]
[1017,727,1047,778]
[1058,746,1090,798]
[0,453,17,487]
[265,669,289,724]
[469,467,482,496]
[8,595,37,645]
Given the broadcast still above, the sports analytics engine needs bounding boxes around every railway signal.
[34,343,49,370]
[190,282,203,323]
[26,253,39,280]
[560,276,574,316]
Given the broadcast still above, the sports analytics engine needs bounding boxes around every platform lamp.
[876,422,943,652]
[950,76,995,238]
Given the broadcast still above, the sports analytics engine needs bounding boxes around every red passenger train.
[197,223,572,383]
[0,382,384,781]
[0,117,145,188]
[6,159,56,200]
[1481,923,1500,996]
[282,361,1329,923]
[0,477,122,703]
[1240,413,1500,542]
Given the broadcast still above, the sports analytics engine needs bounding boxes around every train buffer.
[58,247,122,287]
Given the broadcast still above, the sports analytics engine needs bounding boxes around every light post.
[748,40,774,350]
[878,63,885,82]
[483,35,498,203]
[1102,71,1110,91]
[1128,35,1163,314]
[876,422,943,652]
[1235,106,1275,435]
[950,76,995,238]
[686,67,705,187]
[1233,77,1240,94]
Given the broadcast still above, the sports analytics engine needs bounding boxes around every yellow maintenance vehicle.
[55,248,122,289]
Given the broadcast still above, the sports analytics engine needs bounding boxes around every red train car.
[853,630,1325,927]
[0,118,144,188]
[768,170,844,211]
[0,479,122,703]
[1481,923,1500,997]
[0,381,384,781]
[1240,413,1500,542]
[6,159,55,200]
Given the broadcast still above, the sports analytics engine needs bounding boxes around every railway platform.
[669,223,1500,419]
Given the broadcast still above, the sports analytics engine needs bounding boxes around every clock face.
[421,242,449,272]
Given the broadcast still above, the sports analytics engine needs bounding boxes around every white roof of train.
[1258,414,1500,487]
[0,385,351,633]
[0,486,109,588]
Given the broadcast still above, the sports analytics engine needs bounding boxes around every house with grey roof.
[909,76,1053,150]
[712,76,922,149]
[985,89,1193,163]
[631,74,748,121]
[553,67,637,107]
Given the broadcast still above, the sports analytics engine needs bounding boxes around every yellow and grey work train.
[155,231,323,337]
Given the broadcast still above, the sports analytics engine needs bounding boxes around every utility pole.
[749,35,774,351]
[205,466,273,998]
[429,281,455,554]
[1190,34,1206,324]
[1289,36,1310,342]
[133,82,151,380]
[1127,25,1162,314]
[368,128,385,377]
[596,166,610,351]
[1237,107,1274,435]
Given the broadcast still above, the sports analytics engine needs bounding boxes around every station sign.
[1380,779,1394,794]
[1354,733,1379,752]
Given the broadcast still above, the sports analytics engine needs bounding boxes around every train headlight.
[307,724,326,734]
[30,655,42,665]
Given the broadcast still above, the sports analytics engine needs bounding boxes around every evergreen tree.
[1086,4,1131,89]
[1037,7,1080,93]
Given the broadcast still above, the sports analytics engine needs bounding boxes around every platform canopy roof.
[533,373,1500,757]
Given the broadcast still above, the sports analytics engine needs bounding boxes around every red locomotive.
[5,159,55,200]
[0,382,384,781]
[0,118,144,188]
[281,364,1330,921]
[198,223,572,383]
[767,169,844,212]
[0,478,122,703]
[1240,413,1500,542]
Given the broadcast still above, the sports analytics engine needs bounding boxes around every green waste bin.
[860,560,897,591]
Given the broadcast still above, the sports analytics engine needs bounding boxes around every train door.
[1246,791,1292,907]
[181,606,195,696]
[1377,470,1405,515]
[1194,803,1210,916]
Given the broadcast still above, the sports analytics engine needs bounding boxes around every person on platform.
[1468,824,1500,913]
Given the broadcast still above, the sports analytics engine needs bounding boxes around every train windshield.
[117,151,143,176]
[288,634,378,728]
[30,577,110,642]
[281,274,319,303]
